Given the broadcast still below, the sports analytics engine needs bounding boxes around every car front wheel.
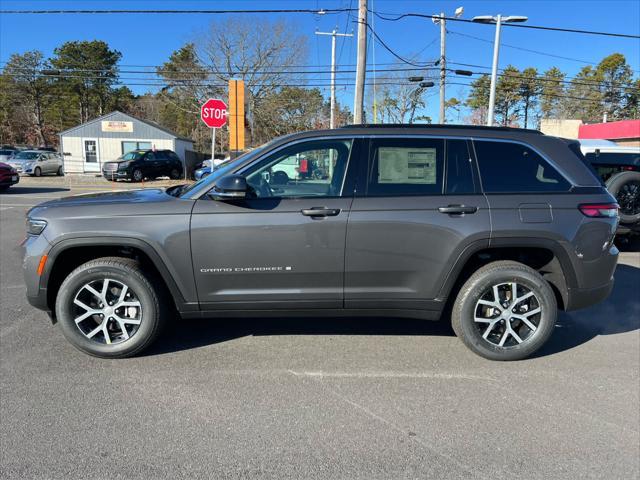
[55,257,167,358]
[451,261,556,361]
[131,168,144,182]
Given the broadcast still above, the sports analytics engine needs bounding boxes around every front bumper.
[0,173,19,187]
[102,170,129,179]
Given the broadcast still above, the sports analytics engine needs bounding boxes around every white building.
[58,111,194,174]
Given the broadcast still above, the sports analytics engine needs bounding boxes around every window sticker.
[378,147,437,184]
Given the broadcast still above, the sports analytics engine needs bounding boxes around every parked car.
[580,140,640,236]
[0,148,17,162]
[24,124,618,360]
[8,150,64,176]
[194,159,232,180]
[102,149,183,182]
[0,162,20,191]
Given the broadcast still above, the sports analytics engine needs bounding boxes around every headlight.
[24,162,35,169]
[26,218,47,235]
[118,161,131,170]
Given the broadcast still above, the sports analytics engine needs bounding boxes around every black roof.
[339,123,543,135]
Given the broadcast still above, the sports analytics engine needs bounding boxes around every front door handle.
[438,205,478,215]
[301,207,341,217]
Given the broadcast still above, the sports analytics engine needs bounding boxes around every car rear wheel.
[132,168,144,182]
[169,168,181,180]
[57,166,64,176]
[34,167,41,177]
[451,261,556,361]
[55,257,167,358]
[606,171,640,224]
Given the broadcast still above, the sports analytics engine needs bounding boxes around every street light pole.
[487,14,502,127]
[472,14,527,126]
[316,29,353,129]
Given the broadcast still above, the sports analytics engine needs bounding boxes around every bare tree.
[196,17,308,143]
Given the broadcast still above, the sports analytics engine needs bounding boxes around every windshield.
[14,151,39,160]
[178,142,275,198]
[121,152,143,161]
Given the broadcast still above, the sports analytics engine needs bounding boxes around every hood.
[103,159,128,164]
[35,188,168,208]
[27,188,194,222]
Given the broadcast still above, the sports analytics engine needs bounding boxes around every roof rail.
[339,123,543,134]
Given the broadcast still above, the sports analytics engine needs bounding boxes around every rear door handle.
[301,207,341,217]
[438,205,478,215]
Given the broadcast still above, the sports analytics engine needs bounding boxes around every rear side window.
[367,138,444,196]
[474,140,570,193]
[445,139,475,194]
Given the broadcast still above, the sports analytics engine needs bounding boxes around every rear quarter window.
[474,140,571,193]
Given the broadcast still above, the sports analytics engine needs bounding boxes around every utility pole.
[353,0,367,124]
[439,13,446,124]
[316,29,353,128]
[433,7,463,125]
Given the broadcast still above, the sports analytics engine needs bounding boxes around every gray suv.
[23,125,619,360]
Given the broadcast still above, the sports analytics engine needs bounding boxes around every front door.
[345,136,491,311]
[83,139,99,172]
[190,137,359,310]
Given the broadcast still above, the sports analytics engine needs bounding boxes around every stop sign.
[201,98,228,128]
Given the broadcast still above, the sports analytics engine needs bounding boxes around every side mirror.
[209,174,247,200]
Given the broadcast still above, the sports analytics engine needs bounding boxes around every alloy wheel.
[616,180,640,216]
[72,278,143,345]
[473,282,542,348]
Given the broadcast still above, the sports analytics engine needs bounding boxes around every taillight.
[578,203,619,218]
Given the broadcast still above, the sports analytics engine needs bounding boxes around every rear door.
[144,152,160,177]
[345,136,491,311]
[472,138,577,245]
[190,137,361,310]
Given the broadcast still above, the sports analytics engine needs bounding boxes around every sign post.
[200,98,228,169]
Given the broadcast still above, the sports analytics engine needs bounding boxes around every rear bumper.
[565,278,614,311]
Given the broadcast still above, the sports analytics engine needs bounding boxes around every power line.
[355,19,435,67]
[0,8,356,15]
[448,30,600,67]
[370,11,640,39]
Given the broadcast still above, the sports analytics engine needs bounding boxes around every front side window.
[243,139,352,199]
[367,138,444,196]
[474,140,570,193]
[15,151,39,160]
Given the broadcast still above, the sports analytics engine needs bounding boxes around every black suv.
[24,125,619,361]
[102,149,183,182]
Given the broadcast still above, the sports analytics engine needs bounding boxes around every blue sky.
[1,0,639,122]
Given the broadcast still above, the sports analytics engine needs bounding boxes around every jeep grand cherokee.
[23,125,619,360]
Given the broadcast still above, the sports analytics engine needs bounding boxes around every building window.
[122,141,152,154]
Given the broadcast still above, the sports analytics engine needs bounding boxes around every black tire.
[57,166,64,176]
[606,171,640,224]
[55,257,167,358]
[451,261,557,361]
[34,166,41,177]
[131,168,144,182]
[169,168,181,180]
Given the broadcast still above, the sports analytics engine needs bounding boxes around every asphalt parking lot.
[1,180,639,479]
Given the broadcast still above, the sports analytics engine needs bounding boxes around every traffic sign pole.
[211,127,216,166]
[200,98,228,170]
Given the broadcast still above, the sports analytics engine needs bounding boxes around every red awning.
[578,119,640,140]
